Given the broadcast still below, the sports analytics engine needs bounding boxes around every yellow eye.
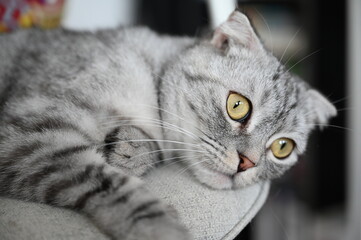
[270,138,295,159]
[226,93,251,121]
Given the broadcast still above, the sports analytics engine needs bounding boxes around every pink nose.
[238,154,255,172]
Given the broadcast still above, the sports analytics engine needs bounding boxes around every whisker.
[270,206,290,240]
[332,96,349,105]
[158,157,190,169]
[101,113,201,138]
[127,148,208,161]
[157,153,204,169]
[280,27,302,63]
[156,155,202,171]
[137,155,192,169]
[254,8,273,54]
[100,117,160,124]
[145,76,207,130]
[302,110,319,119]
[174,159,209,177]
[307,123,352,131]
[152,155,191,165]
[336,107,353,112]
[101,121,198,140]
[97,139,203,149]
[285,49,322,74]
[101,118,199,140]
[97,89,211,141]
[161,159,188,168]
[283,46,305,67]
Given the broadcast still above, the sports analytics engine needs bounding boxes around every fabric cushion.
[0,164,269,240]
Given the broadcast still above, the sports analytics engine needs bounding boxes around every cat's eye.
[226,93,251,122]
[270,138,295,159]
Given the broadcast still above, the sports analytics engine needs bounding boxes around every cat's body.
[0,27,193,177]
[0,27,194,240]
[0,12,336,240]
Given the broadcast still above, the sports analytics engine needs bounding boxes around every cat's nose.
[237,153,255,172]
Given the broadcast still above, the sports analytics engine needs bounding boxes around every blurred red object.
[0,0,64,33]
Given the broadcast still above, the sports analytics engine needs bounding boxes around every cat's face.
[160,11,336,189]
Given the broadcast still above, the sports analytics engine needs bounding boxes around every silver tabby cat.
[0,11,336,240]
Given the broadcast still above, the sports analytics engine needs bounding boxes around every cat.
[0,11,336,240]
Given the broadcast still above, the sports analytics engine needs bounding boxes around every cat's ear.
[308,89,337,127]
[211,11,263,52]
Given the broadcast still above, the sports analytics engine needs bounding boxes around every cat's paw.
[126,215,191,240]
[105,126,160,176]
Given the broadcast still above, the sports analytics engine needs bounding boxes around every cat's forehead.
[197,50,289,100]
[185,46,280,89]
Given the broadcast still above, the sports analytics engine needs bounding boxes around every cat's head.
[160,11,336,189]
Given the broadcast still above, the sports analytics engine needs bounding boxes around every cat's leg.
[0,113,189,240]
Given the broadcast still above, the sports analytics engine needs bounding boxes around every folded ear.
[211,11,263,52]
[308,89,337,127]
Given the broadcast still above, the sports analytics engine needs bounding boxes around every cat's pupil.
[280,141,287,150]
[233,101,240,109]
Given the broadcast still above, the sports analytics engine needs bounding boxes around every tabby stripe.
[272,65,283,81]
[127,200,159,220]
[0,141,43,166]
[156,63,167,130]
[292,116,299,128]
[0,62,19,112]
[44,165,98,204]
[1,170,19,194]
[185,98,206,123]
[73,175,112,210]
[200,138,226,157]
[110,190,134,205]
[289,102,298,110]
[202,133,227,151]
[212,98,229,128]
[113,176,128,189]
[260,89,271,106]
[19,145,90,186]
[295,86,301,101]
[11,117,94,143]
[203,147,218,159]
[0,142,43,189]
[27,164,93,189]
[70,98,96,112]
[272,72,280,81]
[52,145,92,159]
[26,164,71,189]
[132,211,165,224]
[184,72,207,83]
[273,95,287,123]
[103,127,120,161]
[249,82,255,94]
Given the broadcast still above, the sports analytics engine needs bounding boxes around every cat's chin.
[190,167,234,190]
[232,167,260,189]
[190,165,260,190]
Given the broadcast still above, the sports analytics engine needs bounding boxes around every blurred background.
[1,0,359,239]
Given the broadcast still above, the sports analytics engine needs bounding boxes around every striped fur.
[0,11,335,239]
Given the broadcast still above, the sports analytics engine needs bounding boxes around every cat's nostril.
[237,153,255,172]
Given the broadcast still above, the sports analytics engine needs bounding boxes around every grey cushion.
[0,164,269,240]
